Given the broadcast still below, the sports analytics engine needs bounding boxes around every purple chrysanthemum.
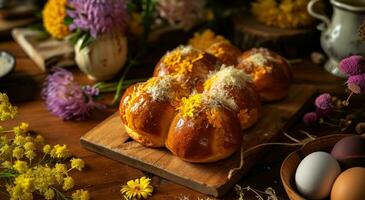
[42,68,105,120]
[303,112,318,125]
[314,93,333,110]
[156,0,206,30]
[346,73,365,94]
[339,55,365,76]
[67,0,129,37]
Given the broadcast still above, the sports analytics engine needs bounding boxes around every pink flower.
[339,55,365,76]
[303,112,319,125]
[346,74,365,94]
[42,68,105,120]
[156,0,206,30]
[314,93,333,110]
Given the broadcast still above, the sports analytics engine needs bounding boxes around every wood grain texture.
[80,85,316,197]
[11,28,75,71]
[0,18,34,37]
[233,14,319,58]
[0,4,36,19]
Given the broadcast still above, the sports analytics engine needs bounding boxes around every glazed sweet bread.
[205,42,241,66]
[153,46,221,91]
[119,76,189,147]
[203,66,261,130]
[237,48,292,101]
[120,45,290,163]
[166,93,242,163]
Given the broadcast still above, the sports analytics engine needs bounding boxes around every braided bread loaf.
[120,44,290,163]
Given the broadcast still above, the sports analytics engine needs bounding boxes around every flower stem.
[50,186,69,200]
[112,60,138,105]
[345,92,354,106]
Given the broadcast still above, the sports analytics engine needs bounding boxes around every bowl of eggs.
[281,134,365,200]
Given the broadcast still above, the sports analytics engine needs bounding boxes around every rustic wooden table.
[0,38,348,200]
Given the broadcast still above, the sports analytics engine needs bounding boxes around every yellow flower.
[43,144,51,154]
[13,160,28,173]
[2,161,12,168]
[14,135,26,146]
[15,175,34,193]
[25,150,36,161]
[12,147,25,160]
[251,0,314,28]
[72,189,90,200]
[24,142,35,151]
[13,122,29,135]
[0,93,18,121]
[54,163,67,174]
[50,144,71,159]
[121,176,154,200]
[63,176,75,191]
[34,135,45,148]
[7,184,33,200]
[70,158,85,171]
[0,144,11,156]
[188,29,230,50]
[44,188,55,200]
[42,0,70,39]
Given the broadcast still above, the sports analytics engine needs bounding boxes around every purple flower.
[156,0,206,30]
[346,74,365,94]
[68,0,129,37]
[42,68,105,120]
[314,93,333,110]
[303,112,318,125]
[339,55,365,76]
[315,107,332,118]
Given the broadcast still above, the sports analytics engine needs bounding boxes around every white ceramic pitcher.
[308,0,365,77]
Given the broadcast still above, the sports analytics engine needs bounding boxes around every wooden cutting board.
[80,84,316,197]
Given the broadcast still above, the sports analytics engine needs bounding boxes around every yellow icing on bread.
[206,107,223,128]
[162,46,205,76]
[178,93,204,118]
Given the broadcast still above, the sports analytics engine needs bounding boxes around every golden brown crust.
[222,83,261,129]
[166,103,242,163]
[119,77,188,147]
[153,46,220,91]
[237,48,292,101]
[205,42,241,66]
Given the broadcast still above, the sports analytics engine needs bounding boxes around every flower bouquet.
[65,0,130,81]
[303,55,365,134]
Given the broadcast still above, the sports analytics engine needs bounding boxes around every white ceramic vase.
[308,0,365,77]
[75,32,128,81]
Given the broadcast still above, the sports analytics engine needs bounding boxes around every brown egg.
[331,167,365,200]
[331,135,365,168]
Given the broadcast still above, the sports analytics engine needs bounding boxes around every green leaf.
[80,33,94,50]
[64,16,73,26]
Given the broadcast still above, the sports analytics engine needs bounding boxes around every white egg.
[295,151,341,199]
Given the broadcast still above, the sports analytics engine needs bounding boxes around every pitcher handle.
[307,0,331,31]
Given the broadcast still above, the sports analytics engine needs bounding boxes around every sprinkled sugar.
[204,66,252,111]
[145,76,173,101]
